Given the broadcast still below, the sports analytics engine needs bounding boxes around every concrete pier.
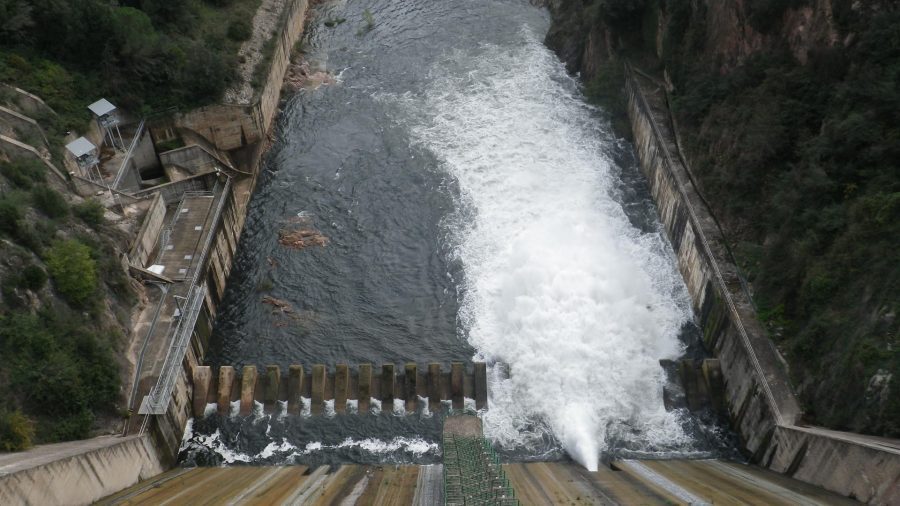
[191,366,212,418]
[239,366,257,416]
[217,366,235,416]
[358,364,372,414]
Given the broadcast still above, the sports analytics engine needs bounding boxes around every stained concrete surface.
[97,465,439,505]
[95,457,859,505]
[0,435,163,506]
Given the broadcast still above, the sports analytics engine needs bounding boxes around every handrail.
[138,177,232,415]
[139,283,206,415]
[624,62,790,425]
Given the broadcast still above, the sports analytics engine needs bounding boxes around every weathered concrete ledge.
[625,63,900,503]
[0,435,163,506]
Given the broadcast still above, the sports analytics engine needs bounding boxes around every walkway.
[128,192,221,421]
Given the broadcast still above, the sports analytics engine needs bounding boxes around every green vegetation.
[1,158,45,189]
[17,265,47,291]
[228,18,253,42]
[73,199,106,228]
[0,0,261,125]
[31,184,68,218]
[579,0,898,436]
[584,60,630,137]
[597,0,900,436]
[0,310,119,443]
[0,158,128,445]
[0,410,35,451]
[45,239,98,307]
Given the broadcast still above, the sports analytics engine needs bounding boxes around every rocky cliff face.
[544,0,899,438]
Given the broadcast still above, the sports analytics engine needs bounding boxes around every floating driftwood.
[262,295,296,315]
[278,227,328,250]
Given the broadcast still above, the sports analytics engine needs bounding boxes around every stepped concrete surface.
[96,465,441,505]
[505,460,858,505]
[94,457,859,505]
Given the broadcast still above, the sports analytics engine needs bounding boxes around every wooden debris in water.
[278,227,328,250]
[285,60,337,92]
[262,295,296,316]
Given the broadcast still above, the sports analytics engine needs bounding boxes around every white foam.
[387,29,694,470]
[182,434,438,463]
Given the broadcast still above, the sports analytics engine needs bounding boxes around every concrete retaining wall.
[766,426,900,503]
[132,172,218,202]
[139,0,314,458]
[0,84,54,118]
[0,134,68,183]
[625,64,900,504]
[159,145,221,175]
[625,65,800,447]
[0,435,164,506]
[130,193,167,267]
[0,105,46,146]
[175,0,308,151]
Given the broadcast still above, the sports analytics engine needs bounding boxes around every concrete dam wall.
[625,64,900,504]
[0,435,163,506]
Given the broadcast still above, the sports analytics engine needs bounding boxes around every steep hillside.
[0,154,136,449]
[545,0,898,437]
[0,0,265,451]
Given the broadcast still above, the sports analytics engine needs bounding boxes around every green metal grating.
[442,422,518,505]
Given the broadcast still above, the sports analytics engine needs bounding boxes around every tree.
[44,239,97,306]
[0,410,34,451]
[0,0,32,45]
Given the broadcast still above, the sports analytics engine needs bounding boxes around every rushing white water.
[391,30,696,471]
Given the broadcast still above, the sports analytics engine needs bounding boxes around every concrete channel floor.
[96,459,857,505]
[96,465,440,506]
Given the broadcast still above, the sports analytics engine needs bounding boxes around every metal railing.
[113,119,145,189]
[139,283,207,415]
[443,428,518,505]
[138,176,232,415]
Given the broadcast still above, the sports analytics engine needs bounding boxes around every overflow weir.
[2,1,900,504]
[191,362,489,417]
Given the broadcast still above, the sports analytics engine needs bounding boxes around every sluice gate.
[191,362,488,417]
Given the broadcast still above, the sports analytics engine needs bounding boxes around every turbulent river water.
[181,0,732,470]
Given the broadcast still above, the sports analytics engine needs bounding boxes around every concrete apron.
[92,458,856,506]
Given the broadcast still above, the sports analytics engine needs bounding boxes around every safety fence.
[443,428,517,505]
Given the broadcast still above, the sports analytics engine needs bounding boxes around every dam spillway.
[1,1,898,504]
[190,0,715,468]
